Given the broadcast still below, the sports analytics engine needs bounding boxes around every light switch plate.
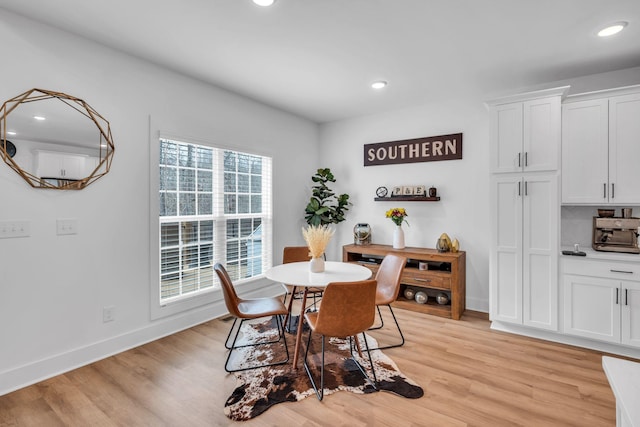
[56,219,78,235]
[0,221,31,238]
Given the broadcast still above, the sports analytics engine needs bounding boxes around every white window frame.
[149,133,273,320]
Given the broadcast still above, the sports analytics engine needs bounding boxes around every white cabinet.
[489,88,565,174]
[561,99,609,204]
[562,90,640,204]
[488,87,565,332]
[609,93,640,204]
[490,173,559,330]
[563,258,640,347]
[36,151,86,180]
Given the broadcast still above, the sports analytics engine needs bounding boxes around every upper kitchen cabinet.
[610,93,640,204]
[562,87,640,205]
[488,86,568,174]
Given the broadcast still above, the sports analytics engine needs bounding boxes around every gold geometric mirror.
[0,88,114,189]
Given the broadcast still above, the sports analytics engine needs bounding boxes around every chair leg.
[349,333,378,390]
[304,331,378,400]
[224,315,289,373]
[369,305,385,330]
[367,304,405,350]
[224,318,239,350]
[283,286,297,333]
[303,329,325,400]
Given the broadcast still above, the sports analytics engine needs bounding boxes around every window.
[158,138,272,304]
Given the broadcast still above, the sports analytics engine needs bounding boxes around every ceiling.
[2,0,640,123]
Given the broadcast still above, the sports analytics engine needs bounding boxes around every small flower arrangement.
[302,224,335,258]
[386,207,409,227]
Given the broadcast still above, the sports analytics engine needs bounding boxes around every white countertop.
[602,356,640,426]
[560,246,640,262]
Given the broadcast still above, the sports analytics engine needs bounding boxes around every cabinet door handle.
[518,152,521,168]
[524,152,528,167]
[610,269,633,274]
[603,183,607,199]
[611,183,615,199]
[616,288,619,305]
[413,278,432,283]
[518,181,521,196]
[524,181,528,196]
[625,288,629,306]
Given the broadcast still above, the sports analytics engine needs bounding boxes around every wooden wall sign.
[364,133,462,167]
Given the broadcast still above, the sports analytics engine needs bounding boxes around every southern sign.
[364,133,463,166]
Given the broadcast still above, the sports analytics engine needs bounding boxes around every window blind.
[159,138,272,303]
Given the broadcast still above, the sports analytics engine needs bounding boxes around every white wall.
[0,9,317,395]
[319,97,491,312]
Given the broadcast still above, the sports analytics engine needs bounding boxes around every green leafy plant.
[304,168,351,226]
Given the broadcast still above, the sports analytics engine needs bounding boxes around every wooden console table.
[343,244,466,319]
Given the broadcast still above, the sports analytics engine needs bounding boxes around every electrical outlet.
[56,219,78,235]
[0,221,30,239]
[103,306,116,323]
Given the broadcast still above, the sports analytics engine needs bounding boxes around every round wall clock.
[376,186,388,198]
[2,140,16,158]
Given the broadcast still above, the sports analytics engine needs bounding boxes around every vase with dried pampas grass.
[302,225,334,273]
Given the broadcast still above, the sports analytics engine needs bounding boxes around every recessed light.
[253,0,275,6]
[33,116,46,121]
[598,22,627,37]
[371,81,388,89]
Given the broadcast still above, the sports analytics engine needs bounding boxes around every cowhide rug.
[224,316,423,421]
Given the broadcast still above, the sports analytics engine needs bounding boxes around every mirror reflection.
[0,89,114,189]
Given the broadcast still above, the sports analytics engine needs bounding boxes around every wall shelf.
[374,196,440,202]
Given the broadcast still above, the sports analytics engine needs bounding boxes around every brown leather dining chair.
[214,263,289,372]
[369,254,407,350]
[281,246,323,331]
[302,279,378,400]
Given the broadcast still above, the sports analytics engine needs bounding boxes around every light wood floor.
[0,309,624,426]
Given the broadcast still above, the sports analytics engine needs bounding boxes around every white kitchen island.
[603,356,640,426]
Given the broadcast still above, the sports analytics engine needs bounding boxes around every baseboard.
[465,296,489,313]
[0,282,283,397]
[491,321,640,360]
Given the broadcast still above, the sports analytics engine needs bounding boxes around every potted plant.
[304,168,351,226]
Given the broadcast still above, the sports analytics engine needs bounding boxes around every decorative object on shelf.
[403,288,415,300]
[436,292,450,305]
[402,186,414,196]
[414,291,428,304]
[597,209,615,218]
[386,207,409,249]
[451,238,460,253]
[302,224,335,273]
[376,186,388,198]
[436,233,452,253]
[353,223,371,245]
[304,168,350,226]
[374,185,440,202]
[418,261,428,271]
[393,226,405,249]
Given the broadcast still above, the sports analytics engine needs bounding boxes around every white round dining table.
[265,261,373,367]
